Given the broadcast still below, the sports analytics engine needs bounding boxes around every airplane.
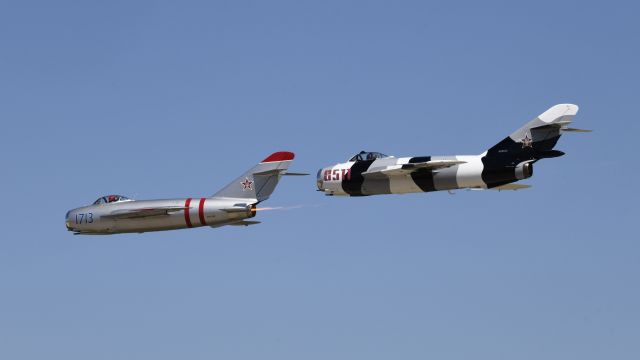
[65,151,304,234]
[316,104,589,196]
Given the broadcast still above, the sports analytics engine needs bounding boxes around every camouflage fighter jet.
[317,104,588,196]
[66,152,304,234]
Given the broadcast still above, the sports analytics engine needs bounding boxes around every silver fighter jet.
[317,104,589,196]
[66,152,302,234]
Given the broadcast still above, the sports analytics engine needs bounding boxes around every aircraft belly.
[390,175,424,194]
[111,214,187,233]
[362,177,390,195]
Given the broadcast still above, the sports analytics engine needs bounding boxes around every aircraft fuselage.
[316,154,530,196]
[65,198,256,234]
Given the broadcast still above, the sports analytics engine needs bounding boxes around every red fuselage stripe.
[184,198,193,228]
[198,198,206,226]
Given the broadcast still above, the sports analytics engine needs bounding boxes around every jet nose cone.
[65,210,74,231]
[316,168,324,191]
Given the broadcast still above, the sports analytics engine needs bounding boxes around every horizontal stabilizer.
[562,127,592,132]
[492,183,531,191]
[534,149,565,158]
[228,220,261,226]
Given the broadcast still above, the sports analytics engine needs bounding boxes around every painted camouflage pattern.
[317,104,579,196]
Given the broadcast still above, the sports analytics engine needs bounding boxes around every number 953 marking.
[75,213,94,224]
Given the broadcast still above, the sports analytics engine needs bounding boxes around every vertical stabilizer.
[480,104,580,188]
[486,104,579,155]
[212,152,295,202]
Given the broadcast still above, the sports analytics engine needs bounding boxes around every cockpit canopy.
[349,151,389,162]
[93,195,133,205]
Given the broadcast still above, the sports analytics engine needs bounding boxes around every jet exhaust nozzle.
[515,162,534,180]
[535,150,565,159]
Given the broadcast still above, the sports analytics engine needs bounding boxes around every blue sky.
[1,1,638,359]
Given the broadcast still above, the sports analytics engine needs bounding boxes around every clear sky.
[1,1,638,359]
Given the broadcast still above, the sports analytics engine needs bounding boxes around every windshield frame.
[93,195,132,205]
[348,151,389,162]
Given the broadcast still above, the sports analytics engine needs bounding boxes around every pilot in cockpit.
[350,151,388,162]
[93,195,133,205]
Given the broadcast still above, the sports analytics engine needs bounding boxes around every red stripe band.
[184,198,193,228]
[198,198,206,226]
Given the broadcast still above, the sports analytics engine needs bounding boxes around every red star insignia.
[521,134,533,148]
[240,177,253,191]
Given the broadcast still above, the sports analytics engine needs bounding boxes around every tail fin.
[480,104,581,188]
[212,151,295,202]
[486,104,580,157]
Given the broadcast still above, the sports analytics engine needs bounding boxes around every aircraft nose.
[65,210,74,231]
[316,168,324,190]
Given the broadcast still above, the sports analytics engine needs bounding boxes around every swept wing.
[101,206,188,220]
[362,160,466,177]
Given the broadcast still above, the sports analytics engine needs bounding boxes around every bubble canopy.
[348,151,389,162]
[93,195,133,205]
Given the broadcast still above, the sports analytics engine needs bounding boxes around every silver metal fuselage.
[65,151,298,235]
[65,198,254,234]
